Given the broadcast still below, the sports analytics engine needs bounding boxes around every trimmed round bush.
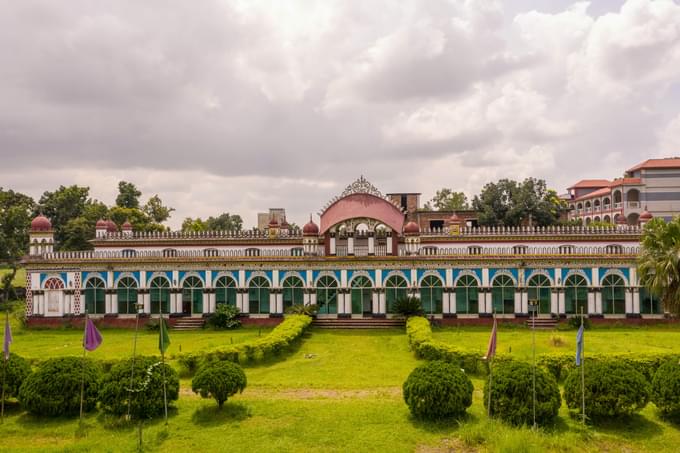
[403,360,473,419]
[98,356,179,420]
[564,360,650,418]
[1,353,31,398]
[483,360,561,426]
[18,357,102,416]
[192,361,247,408]
[651,360,680,417]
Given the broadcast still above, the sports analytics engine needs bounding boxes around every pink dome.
[96,219,108,229]
[639,209,653,221]
[31,215,52,232]
[122,220,133,230]
[303,216,319,235]
[446,213,463,225]
[106,220,117,233]
[403,221,420,235]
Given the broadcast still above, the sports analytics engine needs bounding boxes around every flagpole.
[79,312,88,423]
[1,311,7,424]
[160,311,168,425]
[580,306,586,425]
[487,311,495,418]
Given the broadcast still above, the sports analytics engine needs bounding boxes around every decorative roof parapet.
[95,228,304,241]
[319,176,405,215]
[420,225,641,237]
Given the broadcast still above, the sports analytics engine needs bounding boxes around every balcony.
[627,201,640,209]
[613,202,622,209]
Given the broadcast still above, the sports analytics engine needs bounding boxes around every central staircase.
[312,317,405,329]
[525,317,558,330]
[171,317,206,331]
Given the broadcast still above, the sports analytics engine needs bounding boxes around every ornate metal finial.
[340,175,384,199]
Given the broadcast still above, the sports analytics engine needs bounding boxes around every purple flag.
[3,315,12,361]
[83,317,103,351]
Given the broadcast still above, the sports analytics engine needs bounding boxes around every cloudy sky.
[1,0,680,228]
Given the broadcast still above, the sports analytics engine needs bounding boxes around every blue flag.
[575,323,584,366]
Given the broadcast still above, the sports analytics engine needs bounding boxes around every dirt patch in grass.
[180,386,402,399]
[416,438,479,453]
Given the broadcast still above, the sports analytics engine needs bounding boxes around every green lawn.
[0,267,26,287]
[2,325,680,451]
[431,325,680,359]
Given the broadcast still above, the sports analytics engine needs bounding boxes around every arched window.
[215,276,237,308]
[316,276,338,315]
[564,275,588,315]
[117,277,138,314]
[455,275,479,314]
[492,275,515,315]
[351,276,372,315]
[150,277,170,314]
[248,276,270,314]
[420,275,443,315]
[44,277,64,290]
[601,274,626,314]
[640,287,662,315]
[527,274,551,314]
[182,276,204,314]
[84,277,106,314]
[282,276,304,310]
[385,275,408,313]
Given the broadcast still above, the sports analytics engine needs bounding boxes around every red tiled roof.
[572,187,611,201]
[609,177,642,186]
[567,179,611,190]
[627,158,680,172]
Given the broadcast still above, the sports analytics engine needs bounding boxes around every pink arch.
[320,193,405,234]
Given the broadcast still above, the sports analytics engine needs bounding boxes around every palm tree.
[638,217,680,315]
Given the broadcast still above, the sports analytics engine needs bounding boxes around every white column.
[595,291,602,314]
[379,292,386,314]
[633,289,640,315]
[386,234,393,255]
[485,290,492,314]
[208,292,216,313]
[236,292,244,311]
[625,289,633,314]
[276,292,283,314]
[557,291,564,314]
[514,291,522,315]
[310,292,317,306]
[269,293,277,314]
[450,292,457,314]
[337,292,346,314]
[521,290,528,314]
[587,291,595,315]
[111,294,118,314]
[330,236,336,255]
[143,292,151,314]
[368,235,375,255]
[202,293,210,314]
[482,268,490,287]
[345,292,351,314]
[272,270,280,287]
[205,270,212,289]
[372,292,379,314]
[347,235,354,255]
[105,293,112,314]
[242,292,250,314]
[443,292,450,314]
[550,292,558,314]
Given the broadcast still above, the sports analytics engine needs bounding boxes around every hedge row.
[537,352,680,383]
[176,314,312,374]
[406,316,490,375]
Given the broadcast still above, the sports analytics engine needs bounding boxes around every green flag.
[159,317,170,354]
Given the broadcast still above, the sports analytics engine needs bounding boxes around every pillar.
[587,291,595,315]
[242,291,250,314]
[514,290,522,315]
[347,233,354,256]
[633,288,640,315]
[386,233,393,255]
[368,234,375,255]
[330,235,336,255]
[625,289,633,315]
[111,293,118,314]
[372,291,379,314]
[594,290,602,314]
[550,292,558,314]
[378,291,386,314]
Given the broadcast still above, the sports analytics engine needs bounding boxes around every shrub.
[18,357,102,416]
[403,360,473,419]
[567,316,591,330]
[207,304,241,330]
[192,361,247,408]
[0,353,31,398]
[285,304,319,316]
[483,360,561,426]
[394,297,425,317]
[651,360,680,417]
[564,360,650,419]
[98,356,179,420]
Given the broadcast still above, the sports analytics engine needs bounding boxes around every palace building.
[23,176,661,327]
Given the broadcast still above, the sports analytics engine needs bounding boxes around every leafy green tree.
[182,213,243,232]
[36,185,90,246]
[424,189,469,211]
[638,217,680,315]
[182,217,207,232]
[109,207,166,233]
[192,361,247,409]
[115,181,142,209]
[143,194,174,223]
[0,188,36,300]
[472,178,565,227]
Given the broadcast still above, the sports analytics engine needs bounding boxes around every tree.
[143,195,174,223]
[36,185,90,246]
[472,178,565,227]
[109,207,166,233]
[115,181,142,209]
[182,217,207,232]
[0,188,36,301]
[424,189,469,211]
[192,361,247,409]
[638,217,680,315]
[182,213,243,232]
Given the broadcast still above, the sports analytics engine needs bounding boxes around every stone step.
[312,318,405,329]
[525,318,558,330]
[171,317,206,330]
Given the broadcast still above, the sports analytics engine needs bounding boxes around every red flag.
[485,316,497,360]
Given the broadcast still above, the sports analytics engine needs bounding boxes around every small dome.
[31,215,52,232]
[122,220,133,230]
[403,221,420,235]
[96,219,108,229]
[639,209,653,221]
[106,220,117,233]
[268,217,279,227]
[446,213,463,225]
[303,216,319,235]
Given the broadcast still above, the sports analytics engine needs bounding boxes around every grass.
[431,324,680,359]
[0,267,25,287]
[3,323,680,451]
